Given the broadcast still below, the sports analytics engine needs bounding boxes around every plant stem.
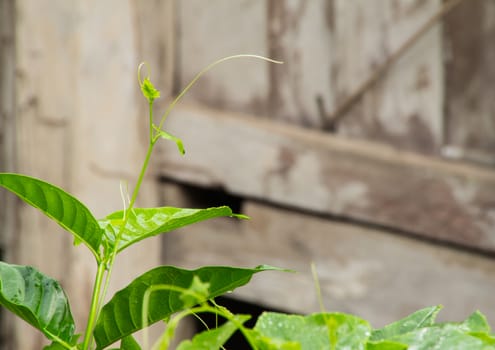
[92,101,156,322]
[88,101,157,346]
[129,137,155,211]
[82,262,107,350]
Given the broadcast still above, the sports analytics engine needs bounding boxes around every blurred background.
[1,0,495,348]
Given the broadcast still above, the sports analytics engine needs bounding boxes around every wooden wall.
[1,0,495,348]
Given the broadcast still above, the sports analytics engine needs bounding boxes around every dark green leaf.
[43,342,68,350]
[99,206,244,253]
[176,314,250,350]
[120,335,142,350]
[0,262,75,346]
[370,305,442,341]
[252,312,371,350]
[94,265,283,349]
[0,173,102,260]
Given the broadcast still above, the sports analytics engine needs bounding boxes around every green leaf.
[43,343,68,350]
[140,77,160,102]
[252,312,371,350]
[153,126,185,155]
[366,340,408,350]
[94,265,283,349]
[370,305,442,341]
[392,324,493,349]
[461,311,491,334]
[120,335,142,350]
[99,206,243,253]
[0,173,102,260]
[0,262,75,346]
[179,275,210,308]
[376,308,495,349]
[469,332,495,345]
[176,314,250,350]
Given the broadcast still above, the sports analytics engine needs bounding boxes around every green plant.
[0,55,283,349]
[1,56,494,350]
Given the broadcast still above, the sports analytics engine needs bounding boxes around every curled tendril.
[137,61,151,87]
[157,54,283,131]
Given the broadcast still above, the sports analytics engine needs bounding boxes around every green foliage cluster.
[0,58,493,349]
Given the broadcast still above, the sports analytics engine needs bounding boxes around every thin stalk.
[82,262,107,350]
[86,101,157,348]
[96,136,156,318]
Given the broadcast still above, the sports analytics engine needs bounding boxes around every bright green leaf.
[469,332,495,345]
[94,265,283,349]
[176,314,250,350]
[0,173,102,260]
[378,308,495,349]
[366,340,408,350]
[392,325,493,349]
[99,206,242,253]
[370,305,442,341]
[461,311,492,334]
[253,312,371,350]
[140,77,160,102]
[153,126,185,155]
[0,262,75,346]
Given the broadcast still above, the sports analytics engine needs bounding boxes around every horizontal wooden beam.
[157,104,495,252]
[160,189,495,327]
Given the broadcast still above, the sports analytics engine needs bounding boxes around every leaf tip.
[231,213,250,220]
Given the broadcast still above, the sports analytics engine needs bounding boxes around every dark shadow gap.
[158,175,495,260]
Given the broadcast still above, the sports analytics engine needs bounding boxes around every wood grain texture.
[158,104,495,252]
[160,189,495,328]
[133,0,176,109]
[333,0,444,154]
[177,0,269,116]
[177,0,333,127]
[266,0,334,127]
[0,1,17,347]
[0,0,16,254]
[13,1,78,347]
[443,0,495,165]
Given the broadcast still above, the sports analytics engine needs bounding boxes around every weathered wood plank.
[177,0,334,127]
[265,0,334,127]
[177,0,269,116]
[7,1,167,347]
[333,0,444,154]
[443,0,495,165]
[134,0,176,110]
[160,188,495,327]
[0,0,16,255]
[158,104,495,252]
[0,0,17,347]
[13,1,78,347]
